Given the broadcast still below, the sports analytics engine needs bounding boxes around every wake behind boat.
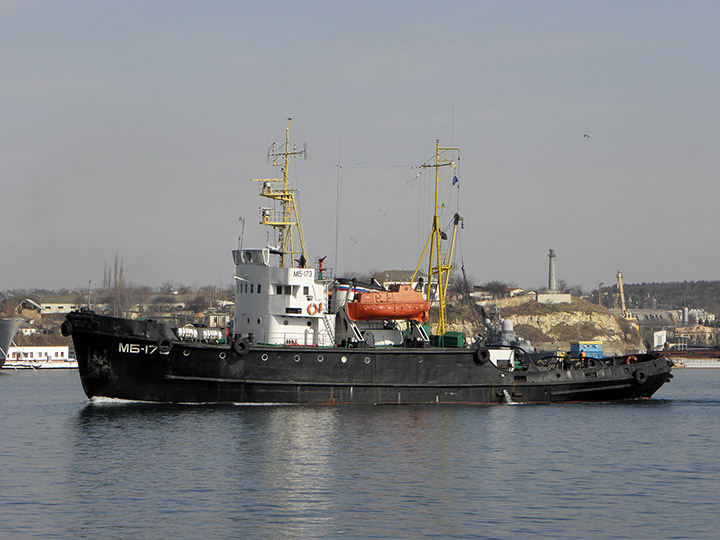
[64,121,672,404]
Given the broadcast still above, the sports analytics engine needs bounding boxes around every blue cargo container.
[570,341,603,358]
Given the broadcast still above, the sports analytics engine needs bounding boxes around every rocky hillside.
[442,296,643,355]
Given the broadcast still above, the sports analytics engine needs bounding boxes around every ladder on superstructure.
[321,313,336,345]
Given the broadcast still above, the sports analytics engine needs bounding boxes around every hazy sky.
[2,0,719,292]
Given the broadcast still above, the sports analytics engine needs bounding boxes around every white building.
[4,346,76,368]
[41,303,79,314]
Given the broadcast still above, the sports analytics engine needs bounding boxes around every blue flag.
[452,175,459,185]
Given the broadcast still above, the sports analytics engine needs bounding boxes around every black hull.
[65,312,673,404]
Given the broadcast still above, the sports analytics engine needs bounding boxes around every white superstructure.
[232,248,334,346]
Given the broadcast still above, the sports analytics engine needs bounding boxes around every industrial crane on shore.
[614,271,636,321]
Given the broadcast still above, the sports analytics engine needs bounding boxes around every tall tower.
[548,249,556,291]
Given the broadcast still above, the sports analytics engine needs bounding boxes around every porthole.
[364,356,371,364]
[219,352,226,360]
[257,318,261,324]
[294,354,301,362]
[183,349,190,357]
[283,320,289,326]
[317,355,324,362]
[261,354,269,361]
[417,356,423,364]
[341,355,348,364]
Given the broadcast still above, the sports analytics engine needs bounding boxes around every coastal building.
[41,304,78,314]
[633,309,680,348]
[3,345,77,369]
[7,345,71,361]
[674,324,718,347]
[537,291,571,305]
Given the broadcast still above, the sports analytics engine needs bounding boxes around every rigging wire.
[307,155,413,170]
[295,146,461,275]
[334,135,343,275]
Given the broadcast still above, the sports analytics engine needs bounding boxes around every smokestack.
[548,249,556,291]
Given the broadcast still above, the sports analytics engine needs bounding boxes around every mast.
[412,139,461,335]
[253,119,308,267]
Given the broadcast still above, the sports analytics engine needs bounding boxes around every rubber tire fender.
[633,369,647,384]
[233,337,250,356]
[158,337,173,354]
[60,320,73,337]
[474,346,490,365]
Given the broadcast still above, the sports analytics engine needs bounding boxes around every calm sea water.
[0,368,718,540]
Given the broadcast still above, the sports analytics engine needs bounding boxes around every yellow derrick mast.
[412,139,462,335]
[615,270,636,321]
[253,119,308,268]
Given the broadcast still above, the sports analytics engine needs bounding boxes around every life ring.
[307,303,318,316]
[634,369,647,384]
[158,338,173,354]
[626,355,638,364]
[60,320,73,337]
[318,302,324,313]
[474,346,490,365]
[232,338,250,356]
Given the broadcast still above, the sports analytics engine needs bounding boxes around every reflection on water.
[2,369,720,539]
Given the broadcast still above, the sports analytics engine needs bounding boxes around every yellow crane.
[615,271,636,321]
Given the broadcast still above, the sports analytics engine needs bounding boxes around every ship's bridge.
[232,247,333,346]
[232,248,271,266]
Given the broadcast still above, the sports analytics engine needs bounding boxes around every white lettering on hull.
[119,343,158,355]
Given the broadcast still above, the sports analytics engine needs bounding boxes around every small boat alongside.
[64,121,672,404]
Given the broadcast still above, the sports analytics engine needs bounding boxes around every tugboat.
[64,121,672,404]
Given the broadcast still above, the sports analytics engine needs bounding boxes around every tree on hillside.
[479,281,513,296]
[158,282,176,294]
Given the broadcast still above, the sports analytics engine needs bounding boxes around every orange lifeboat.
[346,284,430,322]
